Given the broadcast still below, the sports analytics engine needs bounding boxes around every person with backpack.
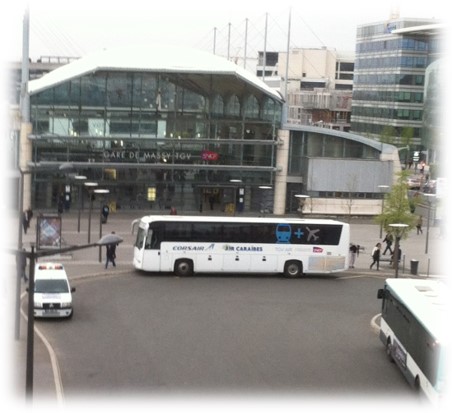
[370,242,382,270]
[382,233,393,255]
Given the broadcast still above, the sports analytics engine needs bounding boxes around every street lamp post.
[95,188,110,263]
[15,233,123,401]
[424,193,436,254]
[84,182,98,244]
[389,223,409,278]
[74,175,87,233]
[378,185,390,238]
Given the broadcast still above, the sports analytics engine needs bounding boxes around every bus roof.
[385,278,449,343]
[138,215,347,226]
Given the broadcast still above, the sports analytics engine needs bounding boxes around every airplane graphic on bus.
[275,224,320,243]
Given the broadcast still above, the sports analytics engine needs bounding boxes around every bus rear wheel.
[283,260,303,278]
[174,259,194,277]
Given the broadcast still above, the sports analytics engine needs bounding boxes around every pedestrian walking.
[26,207,33,228]
[105,232,118,269]
[416,215,423,234]
[22,211,29,234]
[102,204,110,224]
[370,242,382,270]
[349,243,358,268]
[382,233,393,255]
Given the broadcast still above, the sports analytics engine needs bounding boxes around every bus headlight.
[61,302,71,308]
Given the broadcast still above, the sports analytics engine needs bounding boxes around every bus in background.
[377,278,448,405]
[132,215,349,278]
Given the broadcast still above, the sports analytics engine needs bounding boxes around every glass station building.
[26,46,284,213]
[22,45,400,216]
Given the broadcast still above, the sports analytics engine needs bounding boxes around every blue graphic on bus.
[276,223,292,243]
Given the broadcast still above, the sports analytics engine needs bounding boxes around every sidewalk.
[10,209,446,403]
[19,209,445,278]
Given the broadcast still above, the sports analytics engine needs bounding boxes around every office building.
[351,18,443,147]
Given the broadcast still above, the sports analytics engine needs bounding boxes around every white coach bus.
[132,215,349,278]
[377,278,448,405]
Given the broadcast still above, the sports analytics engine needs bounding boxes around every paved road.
[34,271,414,401]
[8,209,446,407]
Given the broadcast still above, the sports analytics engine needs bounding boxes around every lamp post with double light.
[95,188,110,262]
[74,175,87,233]
[424,193,436,254]
[84,182,98,243]
[378,185,390,238]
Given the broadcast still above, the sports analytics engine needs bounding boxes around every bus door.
[142,227,162,271]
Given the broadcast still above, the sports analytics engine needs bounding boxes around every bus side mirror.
[71,287,76,293]
[377,288,386,299]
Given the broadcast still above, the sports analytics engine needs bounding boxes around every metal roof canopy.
[28,45,284,103]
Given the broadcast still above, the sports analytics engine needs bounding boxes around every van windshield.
[35,279,69,293]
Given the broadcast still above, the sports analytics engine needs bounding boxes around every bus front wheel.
[284,260,303,278]
[174,259,194,277]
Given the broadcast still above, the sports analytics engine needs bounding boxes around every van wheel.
[284,260,302,278]
[414,376,421,393]
[386,338,394,362]
[174,259,193,277]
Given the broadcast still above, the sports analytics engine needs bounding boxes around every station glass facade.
[29,68,283,213]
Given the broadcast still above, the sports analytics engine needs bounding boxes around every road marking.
[339,274,388,280]
[18,271,129,402]
[370,313,381,335]
[20,292,64,404]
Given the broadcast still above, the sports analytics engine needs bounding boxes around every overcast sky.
[2,0,447,63]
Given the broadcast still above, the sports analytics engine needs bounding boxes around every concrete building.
[256,48,354,130]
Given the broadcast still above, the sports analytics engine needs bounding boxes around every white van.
[32,263,75,318]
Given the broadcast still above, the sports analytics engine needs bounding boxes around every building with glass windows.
[422,58,443,165]
[351,18,443,146]
[24,46,284,213]
[15,45,400,216]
